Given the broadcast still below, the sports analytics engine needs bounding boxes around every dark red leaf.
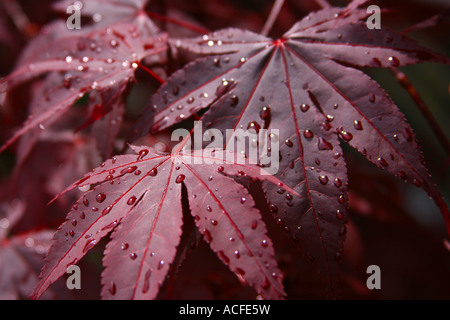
[32,146,292,300]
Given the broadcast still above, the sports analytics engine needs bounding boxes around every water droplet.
[218,251,230,264]
[138,149,149,160]
[398,171,407,180]
[217,166,224,172]
[318,138,333,151]
[247,122,261,133]
[121,243,129,250]
[338,195,345,204]
[127,196,137,206]
[130,253,138,260]
[339,130,353,142]
[354,120,363,130]
[322,122,332,131]
[83,240,97,253]
[403,128,413,141]
[234,250,241,259]
[388,56,400,67]
[336,210,344,220]
[326,115,335,122]
[251,220,258,229]
[334,178,342,188]
[175,174,185,184]
[80,212,85,219]
[261,240,268,247]
[211,219,218,226]
[413,178,421,187]
[102,206,112,216]
[377,157,388,167]
[230,95,239,106]
[142,270,151,293]
[269,204,278,213]
[319,175,329,185]
[148,168,158,176]
[260,106,270,119]
[369,94,376,103]
[206,205,212,212]
[240,197,246,204]
[72,219,77,226]
[109,282,116,295]
[157,260,165,270]
[262,278,271,290]
[300,104,310,112]
[285,139,294,147]
[120,166,138,174]
[303,129,314,139]
[96,193,106,203]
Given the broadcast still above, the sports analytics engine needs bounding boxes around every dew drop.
[334,178,342,188]
[175,174,185,184]
[138,149,149,160]
[261,239,268,247]
[339,130,353,142]
[127,196,137,206]
[109,282,116,295]
[285,139,294,147]
[388,56,400,67]
[377,157,388,167]
[121,243,129,250]
[318,138,333,151]
[300,104,310,112]
[303,129,314,139]
[130,253,138,260]
[319,175,329,185]
[336,210,344,220]
[230,95,239,106]
[240,197,246,204]
[247,122,261,133]
[403,128,413,141]
[96,193,106,203]
[83,240,97,253]
[413,178,421,187]
[157,260,165,270]
[102,206,112,216]
[338,195,345,204]
[354,120,363,131]
[148,168,158,176]
[260,106,270,119]
[142,270,151,294]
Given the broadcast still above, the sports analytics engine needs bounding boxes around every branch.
[261,0,286,37]
[392,68,450,156]
[315,0,331,9]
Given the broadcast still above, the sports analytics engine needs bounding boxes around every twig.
[147,11,210,35]
[315,0,331,9]
[261,0,286,37]
[1,1,36,38]
[392,68,450,156]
